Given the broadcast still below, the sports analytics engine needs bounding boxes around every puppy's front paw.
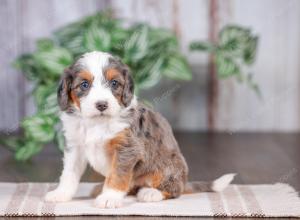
[45,189,72,203]
[94,190,125,209]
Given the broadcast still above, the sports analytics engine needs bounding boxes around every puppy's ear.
[122,67,134,107]
[57,68,73,111]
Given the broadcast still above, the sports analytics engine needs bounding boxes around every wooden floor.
[0,132,299,219]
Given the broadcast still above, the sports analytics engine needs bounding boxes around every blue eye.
[80,81,89,90]
[111,80,119,89]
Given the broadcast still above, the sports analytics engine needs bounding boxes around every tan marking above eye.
[78,70,94,82]
[105,68,121,81]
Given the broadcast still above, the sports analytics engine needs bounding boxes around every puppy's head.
[57,51,134,118]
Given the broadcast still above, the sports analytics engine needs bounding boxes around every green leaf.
[243,36,258,65]
[124,25,149,63]
[33,84,56,109]
[43,92,59,115]
[83,24,111,51]
[13,54,41,81]
[148,28,178,48]
[190,41,215,52]
[15,141,43,161]
[219,25,252,56]
[162,55,192,80]
[111,28,130,51]
[22,115,56,143]
[62,35,86,56]
[37,38,54,51]
[135,57,164,89]
[54,11,118,56]
[54,19,87,55]
[215,54,240,78]
[54,21,84,44]
[33,47,73,76]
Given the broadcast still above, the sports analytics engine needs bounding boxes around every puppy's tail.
[184,173,236,194]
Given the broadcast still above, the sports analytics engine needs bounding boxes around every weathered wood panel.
[0,0,22,132]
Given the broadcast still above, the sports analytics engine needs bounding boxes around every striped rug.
[0,183,299,217]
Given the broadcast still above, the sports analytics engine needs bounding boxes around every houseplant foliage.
[2,11,192,161]
[190,25,260,95]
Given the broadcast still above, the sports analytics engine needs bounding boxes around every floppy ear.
[57,69,72,111]
[121,67,134,107]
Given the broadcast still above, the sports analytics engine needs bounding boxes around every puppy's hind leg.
[90,183,104,198]
[137,178,184,202]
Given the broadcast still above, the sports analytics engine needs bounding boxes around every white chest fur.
[61,113,130,177]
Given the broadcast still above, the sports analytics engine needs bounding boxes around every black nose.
[96,101,108,112]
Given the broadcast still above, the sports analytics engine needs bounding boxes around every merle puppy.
[45,51,235,208]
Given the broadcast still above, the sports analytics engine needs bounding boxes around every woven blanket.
[1,183,300,217]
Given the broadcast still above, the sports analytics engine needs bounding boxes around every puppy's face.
[57,51,134,118]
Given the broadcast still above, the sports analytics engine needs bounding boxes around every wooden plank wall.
[1,0,300,132]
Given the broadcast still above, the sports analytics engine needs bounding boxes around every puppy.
[45,51,235,208]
